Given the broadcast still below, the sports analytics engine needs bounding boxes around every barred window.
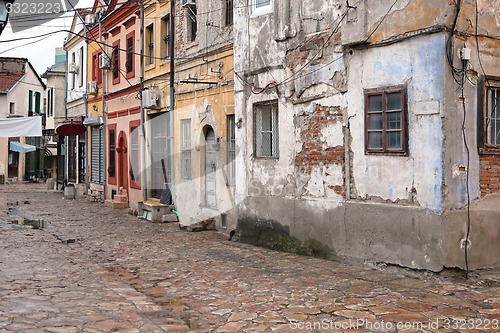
[255,101,279,158]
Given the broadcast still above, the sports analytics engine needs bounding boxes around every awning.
[56,120,86,136]
[0,117,42,137]
[9,141,36,153]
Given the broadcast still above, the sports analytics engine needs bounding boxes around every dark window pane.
[369,95,383,112]
[387,131,402,150]
[387,92,402,110]
[386,111,401,130]
[261,107,272,131]
[368,113,383,130]
[256,0,270,8]
[368,132,383,149]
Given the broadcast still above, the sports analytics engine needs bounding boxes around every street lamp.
[0,0,15,36]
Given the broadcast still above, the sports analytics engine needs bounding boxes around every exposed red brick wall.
[479,154,500,196]
[295,105,345,197]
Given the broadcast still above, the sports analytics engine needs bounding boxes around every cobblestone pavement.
[0,183,499,333]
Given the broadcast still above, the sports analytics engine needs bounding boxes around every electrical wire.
[459,59,471,280]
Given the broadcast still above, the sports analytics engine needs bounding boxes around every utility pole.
[169,0,175,197]
[139,0,147,200]
[99,12,107,197]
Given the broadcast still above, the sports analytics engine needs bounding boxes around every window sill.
[365,151,408,156]
[250,7,274,18]
[479,148,500,155]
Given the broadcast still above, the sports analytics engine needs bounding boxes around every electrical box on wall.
[99,53,111,69]
[459,46,471,61]
[142,88,159,109]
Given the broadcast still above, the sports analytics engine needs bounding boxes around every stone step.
[104,200,129,209]
[114,194,128,203]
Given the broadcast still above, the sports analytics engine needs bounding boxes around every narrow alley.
[0,183,499,333]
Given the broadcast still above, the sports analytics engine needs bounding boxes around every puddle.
[9,218,46,229]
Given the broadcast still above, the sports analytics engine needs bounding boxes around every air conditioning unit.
[87,81,98,95]
[99,53,111,69]
[68,63,79,74]
[142,88,159,109]
[84,14,95,25]
[181,0,196,7]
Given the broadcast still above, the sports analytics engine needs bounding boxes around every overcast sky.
[0,0,95,76]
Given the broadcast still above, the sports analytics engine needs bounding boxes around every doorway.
[117,132,128,191]
[205,127,217,209]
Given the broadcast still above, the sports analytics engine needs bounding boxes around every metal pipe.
[100,13,107,198]
[169,0,175,198]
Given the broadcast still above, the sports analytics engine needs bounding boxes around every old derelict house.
[233,0,500,271]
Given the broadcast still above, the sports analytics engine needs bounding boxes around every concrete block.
[161,214,178,223]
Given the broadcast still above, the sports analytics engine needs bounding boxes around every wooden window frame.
[478,75,500,155]
[225,0,233,26]
[364,86,408,155]
[161,15,171,59]
[146,24,154,66]
[112,40,120,84]
[125,31,135,78]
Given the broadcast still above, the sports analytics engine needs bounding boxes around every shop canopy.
[9,141,36,153]
[0,117,42,137]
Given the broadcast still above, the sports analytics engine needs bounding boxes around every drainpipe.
[139,0,147,200]
[169,0,175,198]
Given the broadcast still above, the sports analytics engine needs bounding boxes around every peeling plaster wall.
[233,0,500,270]
[347,34,445,212]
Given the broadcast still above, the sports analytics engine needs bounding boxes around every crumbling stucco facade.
[233,0,500,271]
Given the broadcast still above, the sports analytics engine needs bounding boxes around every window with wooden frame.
[130,120,141,189]
[186,6,197,42]
[365,87,407,154]
[146,24,154,65]
[92,51,103,85]
[161,15,171,59]
[478,76,500,153]
[125,32,135,77]
[225,0,233,26]
[112,42,120,84]
[254,100,279,158]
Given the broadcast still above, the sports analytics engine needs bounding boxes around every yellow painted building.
[171,0,235,228]
[142,0,174,200]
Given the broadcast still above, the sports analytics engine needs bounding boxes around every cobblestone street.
[0,183,499,332]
